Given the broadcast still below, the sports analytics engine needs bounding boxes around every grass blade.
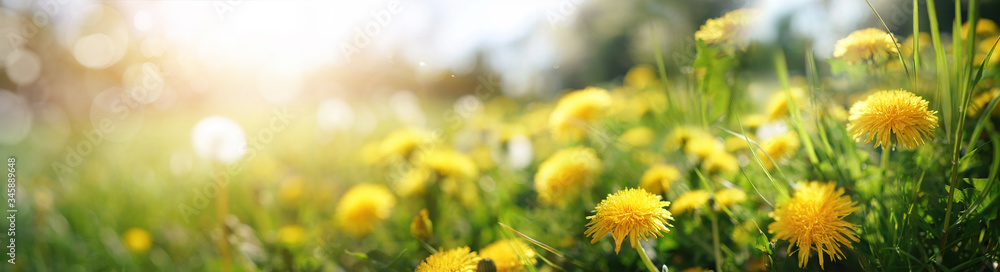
[864,0,911,79]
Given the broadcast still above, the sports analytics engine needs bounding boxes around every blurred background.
[1,0,999,271]
[1,0,997,147]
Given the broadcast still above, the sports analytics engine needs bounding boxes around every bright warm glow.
[191,116,247,164]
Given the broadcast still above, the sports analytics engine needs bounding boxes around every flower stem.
[214,164,232,272]
[711,211,723,272]
[881,145,892,185]
[636,244,659,272]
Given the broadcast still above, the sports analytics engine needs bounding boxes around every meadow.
[2,1,1000,272]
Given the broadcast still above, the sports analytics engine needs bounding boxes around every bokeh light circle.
[89,88,145,143]
[133,10,154,31]
[0,90,33,144]
[5,49,42,86]
[256,69,304,104]
[73,33,118,69]
[191,116,247,164]
[317,98,355,132]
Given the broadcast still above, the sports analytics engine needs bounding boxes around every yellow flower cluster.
[962,19,1000,66]
[549,87,612,141]
[833,28,900,64]
[969,89,1000,117]
[415,240,539,272]
[534,147,602,206]
[694,8,758,48]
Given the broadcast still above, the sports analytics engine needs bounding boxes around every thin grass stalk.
[924,0,951,138]
[912,0,920,80]
[865,0,911,79]
[941,0,979,254]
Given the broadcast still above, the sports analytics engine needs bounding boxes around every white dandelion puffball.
[506,134,533,170]
[191,116,247,164]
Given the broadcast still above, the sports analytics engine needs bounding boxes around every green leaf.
[344,249,369,260]
[754,234,772,254]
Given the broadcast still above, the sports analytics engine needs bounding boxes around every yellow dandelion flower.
[534,147,602,206]
[611,91,647,123]
[715,187,748,207]
[766,88,806,121]
[741,114,766,130]
[702,151,739,176]
[549,87,613,141]
[471,145,495,170]
[277,225,305,247]
[640,164,682,195]
[585,188,673,254]
[973,47,1000,66]
[961,18,999,39]
[625,64,661,90]
[279,176,306,204]
[968,89,1000,117]
[360,142,382,165]
[379,128,432,161]
[684,137,723,159]
[724,135,753,152]
[479,239,538,272]
[640,90,669,115]
[663,126,710,152]
[769,181,860,269]
[620,126,656,148]
[694,8,758,48]
[123,228,152,253]
[670,190,711,215]
[522,105,554,136]
[416,247,481,272]
[979,36,1000,53]
[418,148,479,181]
[827,105,850,122]
[900,33,931,57]
[847,89,938,149]
[410,209,433,241]
[632,150,663,166]
[395,166,432,196]
[973,36,1000,66]
[758,132,801,170]
[335,184,396,237]
[833,28,900,64]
